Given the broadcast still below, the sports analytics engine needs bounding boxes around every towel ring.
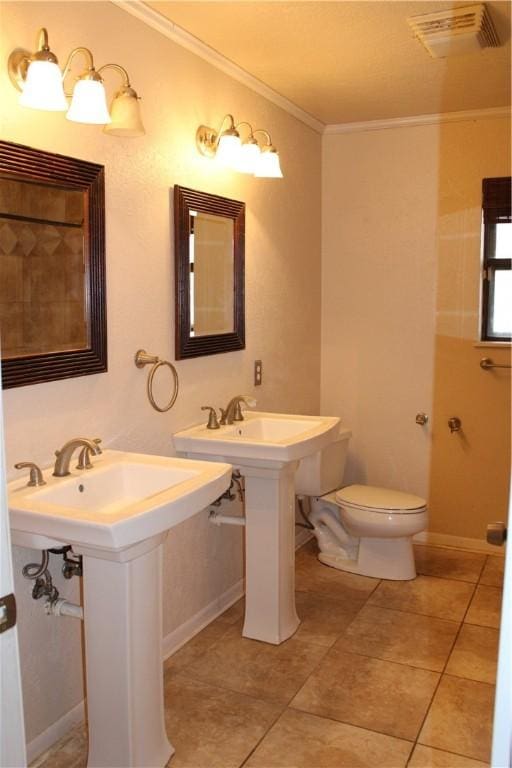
[134,349,179,412]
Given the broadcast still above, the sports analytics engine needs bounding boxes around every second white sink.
[174,411,340,463]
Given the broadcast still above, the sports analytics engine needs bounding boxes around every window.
[481,177,511,341]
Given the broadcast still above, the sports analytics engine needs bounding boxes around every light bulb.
[254,148,283,178]
[215,132,242,169]
[104,87,145,137]
[67,79,111,125]
[19,60,67,111]
[235,140,261,174]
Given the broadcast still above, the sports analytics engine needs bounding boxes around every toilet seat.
[335,484,426,514]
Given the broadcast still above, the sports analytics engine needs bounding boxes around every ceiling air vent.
[408,3,500,58]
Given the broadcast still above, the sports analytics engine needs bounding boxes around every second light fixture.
[196,114,283,178]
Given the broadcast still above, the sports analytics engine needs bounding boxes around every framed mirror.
[174,185,245,359]
[0,141,106,389]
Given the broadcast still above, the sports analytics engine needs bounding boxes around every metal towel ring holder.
[134,349,179,413]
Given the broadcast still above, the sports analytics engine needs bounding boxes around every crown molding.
[324,106,511,134]
[109,3,510,138]
[110,0,325,134]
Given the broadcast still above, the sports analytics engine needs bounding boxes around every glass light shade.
[66,79,111,125]
[215,133,241,169]
[19,60,67,111]
[254,148,283,178]
[235,141,261,174]
[104,90,145,137]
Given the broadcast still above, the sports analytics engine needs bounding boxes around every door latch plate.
[0,593,17,633]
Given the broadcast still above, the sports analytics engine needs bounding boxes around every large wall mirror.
[0,141,106,388]
[174,185,245,359]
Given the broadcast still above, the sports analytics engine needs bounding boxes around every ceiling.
[144,1,511,126]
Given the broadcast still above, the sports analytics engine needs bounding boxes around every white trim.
[27,701,85,765]
[110,2,510,137]
[27,579,245,763]
[295,527,314,550]
[110,0,324,134]
[474,342,511,349]
[162,578,244,660]
[325,106,511,134]
[414,530,505,556]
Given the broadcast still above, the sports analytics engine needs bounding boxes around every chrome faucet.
[220,396,256,425]
[53,437,102,477]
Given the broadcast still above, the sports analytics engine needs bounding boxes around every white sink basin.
[174,411,340,464]
[8,449,232,551]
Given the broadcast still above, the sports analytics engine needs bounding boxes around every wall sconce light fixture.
[196,114,283,178]
[8,28,145,137]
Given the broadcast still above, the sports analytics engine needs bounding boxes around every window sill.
[474,341,511,348]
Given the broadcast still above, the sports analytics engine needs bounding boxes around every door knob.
[415,413,428,426]
[486,522,507,547]
[448,417,462,433]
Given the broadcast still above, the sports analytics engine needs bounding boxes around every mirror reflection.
[0,177,88,359]
[189,211,234,337]
[0,140,106,389]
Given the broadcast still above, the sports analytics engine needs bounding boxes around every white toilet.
[295,428,428,580]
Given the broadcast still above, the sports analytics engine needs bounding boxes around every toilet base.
[318,536,417,580]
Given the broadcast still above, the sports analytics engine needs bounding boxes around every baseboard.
[27,579,245,763]
[27,700,85,765]
[295,527,314,550]
[414,530,505,556]
[162,578,245,660]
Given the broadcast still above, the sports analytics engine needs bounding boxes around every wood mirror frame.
[0,141,107,389]
[174,185,245,359]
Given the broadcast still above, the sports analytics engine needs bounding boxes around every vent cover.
[408,3,500,58]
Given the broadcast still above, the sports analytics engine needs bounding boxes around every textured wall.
[428,117,511,538]
[321,125,439,498]
[0,2,321,744]
[321,116,511,538]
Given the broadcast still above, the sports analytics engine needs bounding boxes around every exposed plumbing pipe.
[44,598,83,620]
[209,510,246,527]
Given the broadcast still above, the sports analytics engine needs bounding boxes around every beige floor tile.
[446,624,499,684]
[216,597,246,624]
[419,675,495,763]
[164,620,234,674]
[164,674,282,767]
[408,744,489,767]
[290,648,439,740]
[479,556,505,587]
[414,545,486,583]
[30,726,87,768]
[335,604,459,671]
[295,543,379,605]
[368,575,475,621]
[465,585,502,629]
[294,590,361,647]
[245,708,413,768]
[182,624,328,705]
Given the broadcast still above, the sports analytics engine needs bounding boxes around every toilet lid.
[335,484,426,513]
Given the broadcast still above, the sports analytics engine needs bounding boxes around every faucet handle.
[76,438,102,470]
[14,462,46,487]
[201,407,220,430]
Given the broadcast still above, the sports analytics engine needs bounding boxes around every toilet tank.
[295,426,351,496]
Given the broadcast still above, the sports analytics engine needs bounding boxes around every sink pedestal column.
[241,461,300,644]
[76,534,173,768]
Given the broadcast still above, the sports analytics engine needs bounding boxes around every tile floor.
[32,541,504,768]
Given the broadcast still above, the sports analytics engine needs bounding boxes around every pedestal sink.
[8,450,232,768]
[174,411,340,645]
